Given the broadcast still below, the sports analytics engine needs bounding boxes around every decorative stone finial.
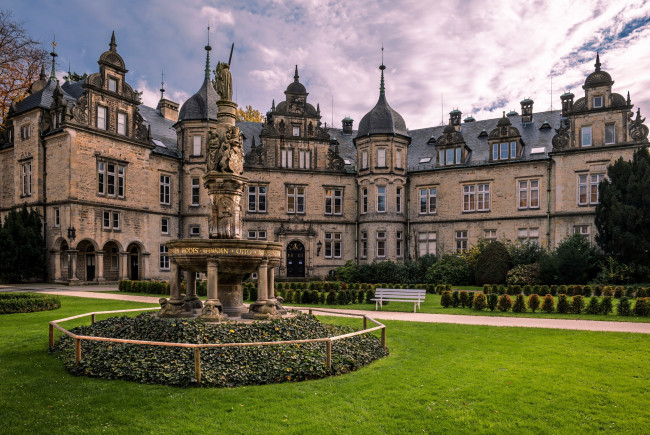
[160,69,165,100]
[379,45,386,95]
[595,52,601,72]
[271,99,275,111]
[294,65,299,82]
[109,31,117,52]
[39,64,46,81]
[49,35,58,81]
[204,24,212,80]
[627,91,631,105]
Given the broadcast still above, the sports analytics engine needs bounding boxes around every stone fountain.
[159,56,284,321]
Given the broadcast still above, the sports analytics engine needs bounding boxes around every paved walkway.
[9,284,650,334]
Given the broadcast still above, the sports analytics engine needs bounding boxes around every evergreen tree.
[596,147,650,266]
[0,204,45,282]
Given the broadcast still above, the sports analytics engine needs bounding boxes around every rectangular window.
[492,144,498,160]
[578,173,604,205]
[103,211,110,229]
[605,124,615,145]
[97,162,105,194]
[518,179,539,209]
[54,208,60,227]
[574,225,590,238]
[446,148,454,165]
[500,142,509,160]
[439,149,445,165]
[395,149,402,168]
[248,230,257,240]
[188,178,199,206]
[456,230,468,253]
[510,141,517,158]
[396,187,402,213]
[108,78,118,92]
[477,184,490,211]
[419,187,437,214]
[160,174,171,205]
[287,186,305,214]
[117,166,125,198]
[325,189,342,215]
[377,186,386,212]
[396,231,403,257]
[590,174,605,204]
[418,232,437,257]
[324,233,342,259]
[107,163,116,196]
[376,231,386,257]
[581,126,592,147]
[160,244,170,270]
[281,149,293,168]
[20,125,31,140]
[484,229,497,240]
[189,225,200,236]
[377,149,386,167]
[593,96,603,108]
[193,135,202,155]
[161,217,169,234]
[463,185,475,212]
[258,230,266,240]
[103,210,120,230]
[292,126,300,136]
[578,174,588,205]
[97,106,107,130]
[361,231,368,258]
[21,162,32,196]
[455,147,461,164]
[361,188,368,214]
[299,150,311,169]
[361,150,368,169]
[518,227,539,242]
[117,112,126,135]
[247,185,267,213]
[112,212,120,230]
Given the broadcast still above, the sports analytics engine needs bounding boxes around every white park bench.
[371,288,427,313]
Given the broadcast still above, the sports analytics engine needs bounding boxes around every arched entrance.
[129,246,140,280]
[85,245,96,281]
[286,240,305,277]
[102,241,122,282]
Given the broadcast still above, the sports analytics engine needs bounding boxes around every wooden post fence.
[194,348,201,385]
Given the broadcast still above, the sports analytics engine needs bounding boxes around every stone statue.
[213,61,232,101]
[206,125,244,175]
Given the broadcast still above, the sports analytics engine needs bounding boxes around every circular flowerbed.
[51,313,388,387]
[0,292,60,314]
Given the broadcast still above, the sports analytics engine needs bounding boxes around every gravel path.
[12,285,650,334]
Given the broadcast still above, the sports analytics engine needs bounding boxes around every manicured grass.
[1,296,649,433]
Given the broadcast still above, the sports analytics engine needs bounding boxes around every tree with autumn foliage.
[235,105,265,122]
[0,10,48,125]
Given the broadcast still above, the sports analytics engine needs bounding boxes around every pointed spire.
[66,62,71,82]
[39,64,46,81]
[379,45,386,95]
[294,65,299,82]
[627,91,631,105]
[109,31,117,52]
[160,69,165,100]
[204,24,212,80]
[317,103,320,114]
[595,52,601,72]
[271,99,275,111]
[49,35,58,81]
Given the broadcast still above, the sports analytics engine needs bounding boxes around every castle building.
[0,35,648,282]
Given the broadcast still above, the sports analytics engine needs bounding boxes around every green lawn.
[1,296,649,433]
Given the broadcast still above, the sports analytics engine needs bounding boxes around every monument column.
[69,250,79,281]
[207,259,218,300]
[119,252,128,280]
[96,251,105,282]
[257,260,268,301]
[185,270,202,310]
[267,266,275,300]
[169,259,182,304]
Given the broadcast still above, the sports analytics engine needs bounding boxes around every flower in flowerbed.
[51,313,388,387]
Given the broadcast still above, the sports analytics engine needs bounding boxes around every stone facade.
[0,37,647,282]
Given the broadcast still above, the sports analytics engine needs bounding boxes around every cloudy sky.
[7,0,650,130]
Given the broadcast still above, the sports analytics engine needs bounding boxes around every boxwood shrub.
[0,292,61,314]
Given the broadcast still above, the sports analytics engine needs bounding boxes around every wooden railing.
[49,307,386,385]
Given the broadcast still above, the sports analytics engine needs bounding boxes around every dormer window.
[593,96,603,108]
[97,106,107,130]
[492,141,517,160]
[108,78,118,93]
[438,147,462,166]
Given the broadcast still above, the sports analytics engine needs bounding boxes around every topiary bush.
[582,285,592,298]
[600,296,613,315]
[585,297,601,314]
[593,285,603,297]
[633,298,650,316]
[440,291,453,308]
[497,294,512,312]
[459,291,470,308]
[571,295,585,314]
[527,294,540,313]
[617,296,633,316]
[614,286,624,299]
[487,293,498,311]
[512,294,526,313]
[473,292,487,311]
[452,291,460,308]
[557,294,571,314]
[541,294,555,313]
[0,293,61,314]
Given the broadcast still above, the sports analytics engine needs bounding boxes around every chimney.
[342,116,354,135]
[158,98,179,122]
[560,92,574,116]
[449,109,462,131]
[520,98,534,123]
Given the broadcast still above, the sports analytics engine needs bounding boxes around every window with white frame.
[455,230,468,253]
[578,173,605,205]
[377,186,386,212]
[191,178,200,206]
[377,148,386,167]
[103,210,121,230]
[361,231,368,258]
[484,229,497,241]
[325,188,342,215]
[419,187,437,214]
[97,105,107,130]
[247,230,267,240]
[518,179,540,209]
[161,217,169,234]
[299,150,311,169]
[21,161,32,196]
[117,112,126,135]
[396,187,402,213]
[108,78,118,92]
[292,126,300,136]
[581,126,592,147]
[574,225,590,238]
[361,188,368,214]
[395,149,402,168]
[361,150,368,169]
[20,125,31,140]
[518,227,539,243]
[418,232,437,257]
[281,149,293,168]
[248,185,267,213]
[438,147,462,165]
[324,233,342,258]
[287,186,305,214]
[160,174,171,205]
[605,124,616,145]
[192,135,202,156]
[492,141,517,160]
[53,207,60,227]
[160,244,170,270]
[396,231,403,257]
[97,161,125,197]
[463,184,490,212]
[376,231,386,257]
[593,96,603,108]
[189,225,200,236]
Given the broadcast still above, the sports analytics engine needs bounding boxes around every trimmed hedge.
[0,292,61,314]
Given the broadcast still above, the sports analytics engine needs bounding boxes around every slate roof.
[13,78,76,115]
[178,76,219,122]
[356,93,408,138]
[139,104,179,158]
